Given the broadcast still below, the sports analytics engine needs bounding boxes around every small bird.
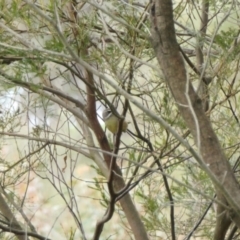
[102,108,128,134]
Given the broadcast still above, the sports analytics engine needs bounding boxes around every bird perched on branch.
[102,108,128,134]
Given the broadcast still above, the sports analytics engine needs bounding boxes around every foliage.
[0,0,240,240]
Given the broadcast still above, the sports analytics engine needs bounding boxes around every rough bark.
[149,0,240,238]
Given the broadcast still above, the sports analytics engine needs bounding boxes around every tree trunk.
[149,0,240,237]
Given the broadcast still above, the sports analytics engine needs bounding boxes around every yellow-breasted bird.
[102,108,128,134]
